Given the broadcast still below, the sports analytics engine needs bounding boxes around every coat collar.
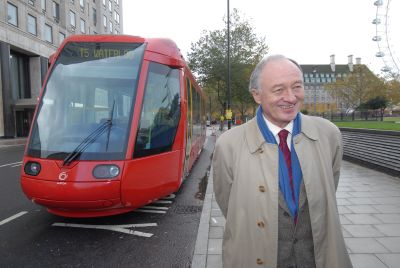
[245,113,319,154]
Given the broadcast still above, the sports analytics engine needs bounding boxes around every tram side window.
[134,62,181,157]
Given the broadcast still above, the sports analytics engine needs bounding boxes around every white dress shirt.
[262,114,293,151]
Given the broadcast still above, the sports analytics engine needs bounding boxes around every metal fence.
[340,128,400,177]
[320,111,382,121]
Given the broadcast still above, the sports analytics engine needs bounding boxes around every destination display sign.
[78,48,132,59]
[58,42,143,64]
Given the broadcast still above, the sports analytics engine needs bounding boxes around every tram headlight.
[93,165,120,179]
[24,161,41,176]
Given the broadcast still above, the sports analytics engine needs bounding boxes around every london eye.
[373,0,400,77]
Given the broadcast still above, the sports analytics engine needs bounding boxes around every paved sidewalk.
[0,137,26,148]
[192,160,400,268]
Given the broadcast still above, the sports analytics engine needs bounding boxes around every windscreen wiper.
[62,101,115,166]
[104,99,115,151]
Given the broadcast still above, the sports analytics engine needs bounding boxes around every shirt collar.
[262,114,294,137]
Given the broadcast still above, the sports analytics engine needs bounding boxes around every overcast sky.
[122,0,399,75]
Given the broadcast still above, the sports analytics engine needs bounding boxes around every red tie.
[278,129,297,222]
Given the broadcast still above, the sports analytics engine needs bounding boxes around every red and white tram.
[20,35,206,217]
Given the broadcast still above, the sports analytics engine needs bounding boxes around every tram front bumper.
[21,176,122,210]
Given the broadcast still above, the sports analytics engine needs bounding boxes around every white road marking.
[52,222,156,237]
[135,209,166,214]
[114,223,157,228]
[143,206,169,210]
[0,161,23,168]
[211,218,218,224]
[153,200,172,204]
[12,164,22,168]
[0,211,28,226]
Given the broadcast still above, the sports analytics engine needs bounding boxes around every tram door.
[184,77,193,175]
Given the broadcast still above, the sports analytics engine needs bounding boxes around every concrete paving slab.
[374,224,400,236]
[345,238,389,253]
[338,206,353,214]
[342,224,385,237]
[376,237,400,253]
[210,217,225,227]
[344,214,383,224]
[347,205,380,214]
[349,254,387,268]
[207,239,222,255]
[347,197,379,205]
[373,214,400,224]
[209,226,224,239]
[373,205,400,214]
[206,255,222,268]
[376,254,400,268]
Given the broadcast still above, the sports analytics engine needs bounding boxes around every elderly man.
[212,55,352,268]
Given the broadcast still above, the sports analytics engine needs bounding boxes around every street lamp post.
[313,68,317,114]
[227,0,232,129]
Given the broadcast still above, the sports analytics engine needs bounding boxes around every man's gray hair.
[248,54,303,92]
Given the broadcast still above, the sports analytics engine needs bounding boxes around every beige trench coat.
[213,114,352,268]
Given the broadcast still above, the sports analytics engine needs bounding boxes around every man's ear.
[251,89,261,105]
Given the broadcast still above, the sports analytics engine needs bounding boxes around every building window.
[80,19,85,33]
[80,0,84,11]
[44,24,53,43]
[115,12,120,24]
[41,0,46,11]
[10,51,31,99]
[109,21,113,33]
[108,1,112,12]
[7,2,18,26]
[103,15,107,28]
[53,1,60,21]
[59,32,66,44]
[92,8,97,25]
[27,14,37,35]
[102,0,106,6]
[28,0,35,6]
[70,0,74,4]
[70,10,76,27]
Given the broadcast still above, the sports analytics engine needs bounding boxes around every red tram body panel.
[20,35,206,217]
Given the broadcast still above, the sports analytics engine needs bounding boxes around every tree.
[359,96,388,120]
[385,78,400,106]
[187,9,268,120]
[325,65,384,110]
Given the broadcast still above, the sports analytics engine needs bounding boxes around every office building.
[0,0,123,137]
[300,55,371,114]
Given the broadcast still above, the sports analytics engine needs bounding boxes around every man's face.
[251,59,304,128]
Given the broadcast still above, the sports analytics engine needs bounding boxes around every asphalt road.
[0,136,215,268]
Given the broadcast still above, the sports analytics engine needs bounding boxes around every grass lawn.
[334,120,400,131]
[384,117,400,122]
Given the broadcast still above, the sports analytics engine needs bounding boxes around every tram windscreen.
[27,42,145,160]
